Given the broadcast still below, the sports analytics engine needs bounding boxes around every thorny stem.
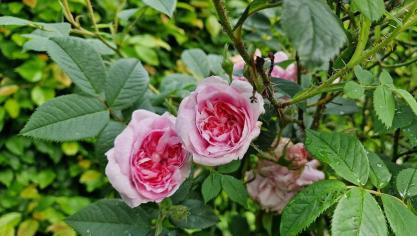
[212,0,286,122]
[212,0,263,90]
[283,12,417,108]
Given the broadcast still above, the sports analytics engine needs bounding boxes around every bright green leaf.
[31,86,55,106]
[382,194,417,236]
[181,49,210,79]
[344,81,364,99]
[35,169,56,189]
[379,70,394,86]
[47,37,106,96]
[105,58,149,110]
[20,94,109,141]
[354,65,373,85]
[332,187,387,236]
[221,175,248,207]
[352,0,385,21]
[143,0,177,17]
[396,168,417,198]
[218,160,241,174]
[17,219,38,236]
[0,212,22,229]
[0,16,30,26]
[394,89,417,117]
[368,153,391,189]
[15,58,45,82]
[4,99,20,119]
[281,0,347,67]
[202,173,222,203]
[66,199,151,236]
[305,130,369,185]
[280,180,346,236]
[0,170,13,187]
[374,85,395,128]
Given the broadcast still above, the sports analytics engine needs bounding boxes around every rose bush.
[106,110,191,207]
[176,76,264,166]
[6,0,417,235]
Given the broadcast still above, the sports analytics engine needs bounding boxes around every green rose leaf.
[181,49,210,79]
[105,58,149,110]
[21,95,109,141]
[143,0,177,17]
[382,194,417,236]
[396,168,417,198]
[332,187,387,236]
[344,81,365,99]
[66,199,151,236]
[352,0,385,21]
[393,89,417,117]
[202,172,222,203]
[368,153,391,189]
[47,37,106,97]
[221,175,249,207]
[281,0,347,67]
[305,130,369,185]
[374,85,395,128]
[281,180,347,236]
[354,65,373,85]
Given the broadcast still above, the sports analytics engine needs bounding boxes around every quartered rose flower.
[176,76,264,166]
[105,110,191,208]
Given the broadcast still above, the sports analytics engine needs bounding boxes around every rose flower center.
[130,130,186,192]
[198,101,245,146]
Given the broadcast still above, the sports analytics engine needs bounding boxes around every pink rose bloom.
[246,160,324,213]
[287,143,309,167]
[271,51,297,82]
[105,110,191,207]
[176,76,264,166]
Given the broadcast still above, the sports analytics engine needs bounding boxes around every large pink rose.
[176,76,264,166]
[105,110,191,207]
[246,160,324,213]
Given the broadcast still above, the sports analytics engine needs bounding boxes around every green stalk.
[347,15,371,67]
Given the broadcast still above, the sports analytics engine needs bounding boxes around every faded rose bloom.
[271,51,298,82]
[273,138,309,168]
[105,110,191,208]
[273,137,293,160]
[176,76,264,166]
[246,159,324,213]
[287,143,309,167]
